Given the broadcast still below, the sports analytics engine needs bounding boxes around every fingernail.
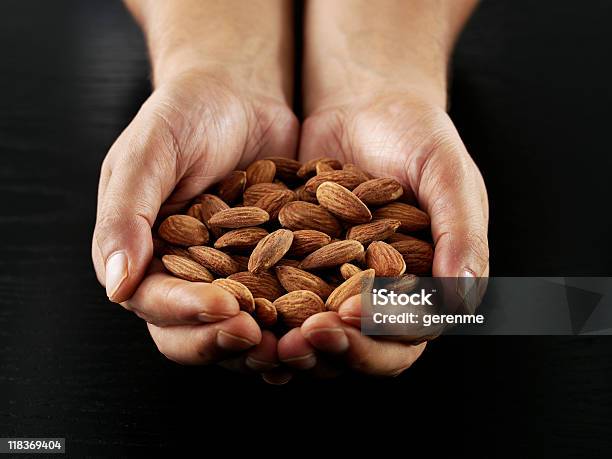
[262,370,293,385]
[216,330,256,351]
[245,356,279,372]
[339,315,362,328]
[106,252,128,301]
[281,353,317,370]
[198,312,233,323]
[305,328,349,353]
[456,269,477,313]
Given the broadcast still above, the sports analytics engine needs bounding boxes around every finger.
[277,328,318,370]
[301,312,427,376]
[406,120,489,281]
[124,271,240,327]
[147,311,262,365]
[245,330,281,372]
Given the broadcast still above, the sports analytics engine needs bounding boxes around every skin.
[92,0,488,384]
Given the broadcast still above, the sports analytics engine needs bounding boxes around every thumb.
[92,110,189,303]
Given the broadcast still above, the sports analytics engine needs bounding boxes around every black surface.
[0,0,611,456]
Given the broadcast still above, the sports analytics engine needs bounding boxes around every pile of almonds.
[154,157,434,330]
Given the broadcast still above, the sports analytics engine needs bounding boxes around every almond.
[154,237,190,258]
[353,178,404,206]
[163,246,191,258]
[162,255,214,282]
[372,202,430,231]
[246,159,276,186]
[214,227,269,251]
[266,156,302,183]
[208,207,270,229]
[386,232,421,244]
[294,185,318,203]
[299,240,364,270]
[343,163,372,182]
[188,246,240,277]
[248,229,294,273]
[227,271,285,301]
[346,219,401,245]
[278,201,342,237]
[325,268,375,312]
[274,290,325,328]
[254,298,277,327]
[316,161,335,174]
[340,263,362,280]
[242,182,288,206]
[388,274,420,293]
[275,258,302,268]
[197,193,230,238]
[158,215,209,247]
[216,170,246,204]
[389,239,434,275]
[253,189,297,219]
[297,157,342,178]
[366,241,406,277]
[232,255,250,272]
[212,278,255,313]
[316,181,372,224]
[304,170,365,193]
[288,229,332,257]
[275,266,334,299]
[186,203,203,221]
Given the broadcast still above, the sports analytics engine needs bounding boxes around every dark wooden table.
[1,0,611,456]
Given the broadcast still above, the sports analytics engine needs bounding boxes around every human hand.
[277,89,488,377]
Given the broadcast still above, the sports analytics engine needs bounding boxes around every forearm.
[303,0,477,113]
[125,0,293,102]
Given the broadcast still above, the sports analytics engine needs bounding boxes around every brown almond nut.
[158,215,209,247]
[342,163,372,182]
[242,182,288,206]
[386,232,422,244]
[253,189,297,220]
[216,170,246,204]
[288,229,332,257]
[248,229,294,274]
[274,290,326,328]
[278,201,342,237]
[389,239,434,275]
[316,181,372,224]
[352,178,404,206]
[212,278,255,313]
[227,271,285,301]
[366,241,406,277]
[275,258,302,268]
[340,263,362,280]
[163,246,191,257]
[388,274,420,293]
[372,202,430,232]
[207,207,270,229]
[214,227,269,251]
[294,185,318,203]
[187,246,240,277]
[304,170,365,193]
[186,203,203,222]
[162,255,214,282]
[297,157,342,178]
[266,157,302,182]
[275,266,334,299]
[254,298,277,327]
[232,255,250,272]
[346,219,402,245]
[326,268,375,312]
[299,240,365,270]
[316,161,335,174]
[246,159,276,186]
[197,193,230,238]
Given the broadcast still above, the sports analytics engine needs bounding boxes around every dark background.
[1,0,611,456]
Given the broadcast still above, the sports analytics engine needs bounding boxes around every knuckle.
[465,230,490,268]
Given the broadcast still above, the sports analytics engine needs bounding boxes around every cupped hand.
[92,70,298,376]
[278,90,489,377]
